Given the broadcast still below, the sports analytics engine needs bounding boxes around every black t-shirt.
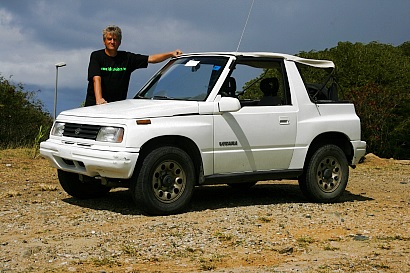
[85,49,149,106]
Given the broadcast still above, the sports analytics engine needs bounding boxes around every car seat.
[258,77,281,106]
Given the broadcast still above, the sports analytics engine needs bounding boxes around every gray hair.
[102,25,122,41]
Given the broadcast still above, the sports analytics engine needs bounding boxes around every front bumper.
[351,140,367,165]
[40,140,139,179]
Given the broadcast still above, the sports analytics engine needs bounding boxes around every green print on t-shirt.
[101,67,127,72]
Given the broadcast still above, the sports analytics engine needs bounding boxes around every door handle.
[279,116,290,125]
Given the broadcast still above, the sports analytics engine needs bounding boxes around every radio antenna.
[236,0,255,52]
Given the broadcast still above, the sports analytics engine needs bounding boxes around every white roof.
[184,52,335,69]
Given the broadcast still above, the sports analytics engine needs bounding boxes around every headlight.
[96,127,124,143]
[51,122,65,137]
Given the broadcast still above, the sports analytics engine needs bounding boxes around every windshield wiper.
[152,95,176,100]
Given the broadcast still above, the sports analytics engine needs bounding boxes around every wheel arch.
[136,135,203,185]
[304,132,354,169]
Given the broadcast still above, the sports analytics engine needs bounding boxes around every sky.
[1,0,409,116]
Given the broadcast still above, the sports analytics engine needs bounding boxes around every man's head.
[103,25,122,41]
[103,25,122,53]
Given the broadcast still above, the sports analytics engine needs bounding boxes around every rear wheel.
[299,144,348,202]
[131,146,195,215]
[58,170,111,199]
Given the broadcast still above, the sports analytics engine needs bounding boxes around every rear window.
[296,63,340,102]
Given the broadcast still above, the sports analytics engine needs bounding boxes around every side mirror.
[218,97,241,112]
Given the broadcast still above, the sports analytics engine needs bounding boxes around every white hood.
[58,99,200,120]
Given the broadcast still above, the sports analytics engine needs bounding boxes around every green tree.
[0,76,52,148]
[399,41,410,57]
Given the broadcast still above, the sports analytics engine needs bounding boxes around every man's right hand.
[96,98,107,105]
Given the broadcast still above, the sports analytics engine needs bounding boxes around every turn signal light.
[136,119,151,125]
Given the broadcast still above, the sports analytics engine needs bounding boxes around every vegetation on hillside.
[0,76,52,149]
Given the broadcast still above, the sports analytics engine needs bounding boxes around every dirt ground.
[0,149,409,273]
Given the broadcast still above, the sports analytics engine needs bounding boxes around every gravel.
[0,150,409,272]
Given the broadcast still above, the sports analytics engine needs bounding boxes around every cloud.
[0,37,90,91]
[0,8,26,48]
[1,0,409,115]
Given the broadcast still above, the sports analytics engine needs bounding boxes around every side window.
[223,59,290,106]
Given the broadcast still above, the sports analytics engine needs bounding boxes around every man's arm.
[148,49,183,63]
[93,76,107,105]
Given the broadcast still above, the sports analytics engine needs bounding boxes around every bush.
[0,76,52,148]
[345,84,403,158]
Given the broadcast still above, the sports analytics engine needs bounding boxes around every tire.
[58,170,111,199]
[131,146,195,215]
[298,144,349,203]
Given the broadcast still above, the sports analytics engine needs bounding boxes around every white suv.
[40,52,366,215]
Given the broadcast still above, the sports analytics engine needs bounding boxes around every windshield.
[136,56,229,101]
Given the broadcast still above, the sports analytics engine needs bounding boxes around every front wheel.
[131,146,195,215]
[58,170,111,199]
[298,144,349,203]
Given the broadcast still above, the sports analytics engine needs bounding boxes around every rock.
[278,246,294,254]
[353,234,369,241]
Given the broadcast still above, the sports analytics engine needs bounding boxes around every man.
[85,25,182,106]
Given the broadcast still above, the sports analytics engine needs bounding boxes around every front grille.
[63,123,101,140]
